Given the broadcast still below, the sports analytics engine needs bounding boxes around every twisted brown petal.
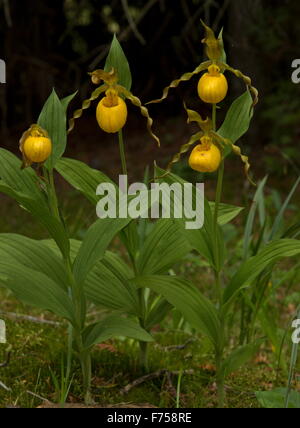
[147,61,212,105]
[67,85,107,134]
[222,64,259,108]
[117,85,160,147]
[165,131,203,174]
[211,131,255,186]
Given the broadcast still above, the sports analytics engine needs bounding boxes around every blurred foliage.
[244,0,300,175]
[1,0,300,180]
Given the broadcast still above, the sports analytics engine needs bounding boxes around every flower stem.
[118,129,127,176]
[49,170,60,218]
[118,129,149,372]
[213,160,225,304]
[212,103,226,407]
[139,341,149,372]
[79,350,93,405]
[216,351,225,408]
[212,103,217,131]
[46,169,75,385]
[212,103,224,304]
[43,167,90,403]
[137,287,149,372]
[214,164,226,408]
[43,167,60,220]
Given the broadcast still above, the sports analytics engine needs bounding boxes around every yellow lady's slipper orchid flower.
[96,89,128,133]
[68,68,160,146]
[189,137,221,173]
[19,124,52,168]
[147,21,258,108]
[198,65,228,104]
[161,104,254,184]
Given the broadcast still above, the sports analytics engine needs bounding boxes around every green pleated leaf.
[224,239,300,304]
[0,262,75,323]
[61,91,77,112]
[255,388,300,409]
[258,308,287,371]
[0,149,44,202]
[43,238,81,262]
[0,181,70,258]
[243,176,268,260]
[218,90,254,145]
[38,90,76,169]
[73,217,132,286]
[218,28,227,65]
[0,234,69,291]
[283,220,300,239]
[144,297,173,330]
[44,238,139,315]
[0,126,69,260]
[133,275,222,348]
[56,157,115,205]
[136,219,192,275]
[155,166,225,270]
[209,202,244,225]
[119,221,140,263]
[82,315,153,349]
[222,341,262,377]
[105,34,132,91]
[269,176,300,241]
[85,251,139,315]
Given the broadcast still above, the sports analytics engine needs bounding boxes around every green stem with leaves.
[118,130,150,371]
[212,103,226,408]
[137,285,149,372]
[212,104,224,304]
[80,350,93,405]
[44,167,91,404]
[139,340,149,372]
[213,161,225,304]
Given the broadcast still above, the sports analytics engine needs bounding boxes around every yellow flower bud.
[23,136,52,164]
[189,137,221,173]
[197,65,228,104]
[96,90,128,133]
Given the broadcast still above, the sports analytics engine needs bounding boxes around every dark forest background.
[0,0,300,182]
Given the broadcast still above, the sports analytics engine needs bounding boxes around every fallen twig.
[121,369,194,395]
[0,380,11,391]
[157,338,195,352]
[26,390,52,404]
[0,311,60,326]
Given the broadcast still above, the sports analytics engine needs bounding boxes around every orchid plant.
[0,27,299,409]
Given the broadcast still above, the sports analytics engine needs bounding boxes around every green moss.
[0,290,289,408]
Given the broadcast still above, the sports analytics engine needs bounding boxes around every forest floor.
[0,287,292,409]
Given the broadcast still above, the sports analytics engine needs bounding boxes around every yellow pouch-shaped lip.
[189,141,221,173]
[96,96,128,134]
